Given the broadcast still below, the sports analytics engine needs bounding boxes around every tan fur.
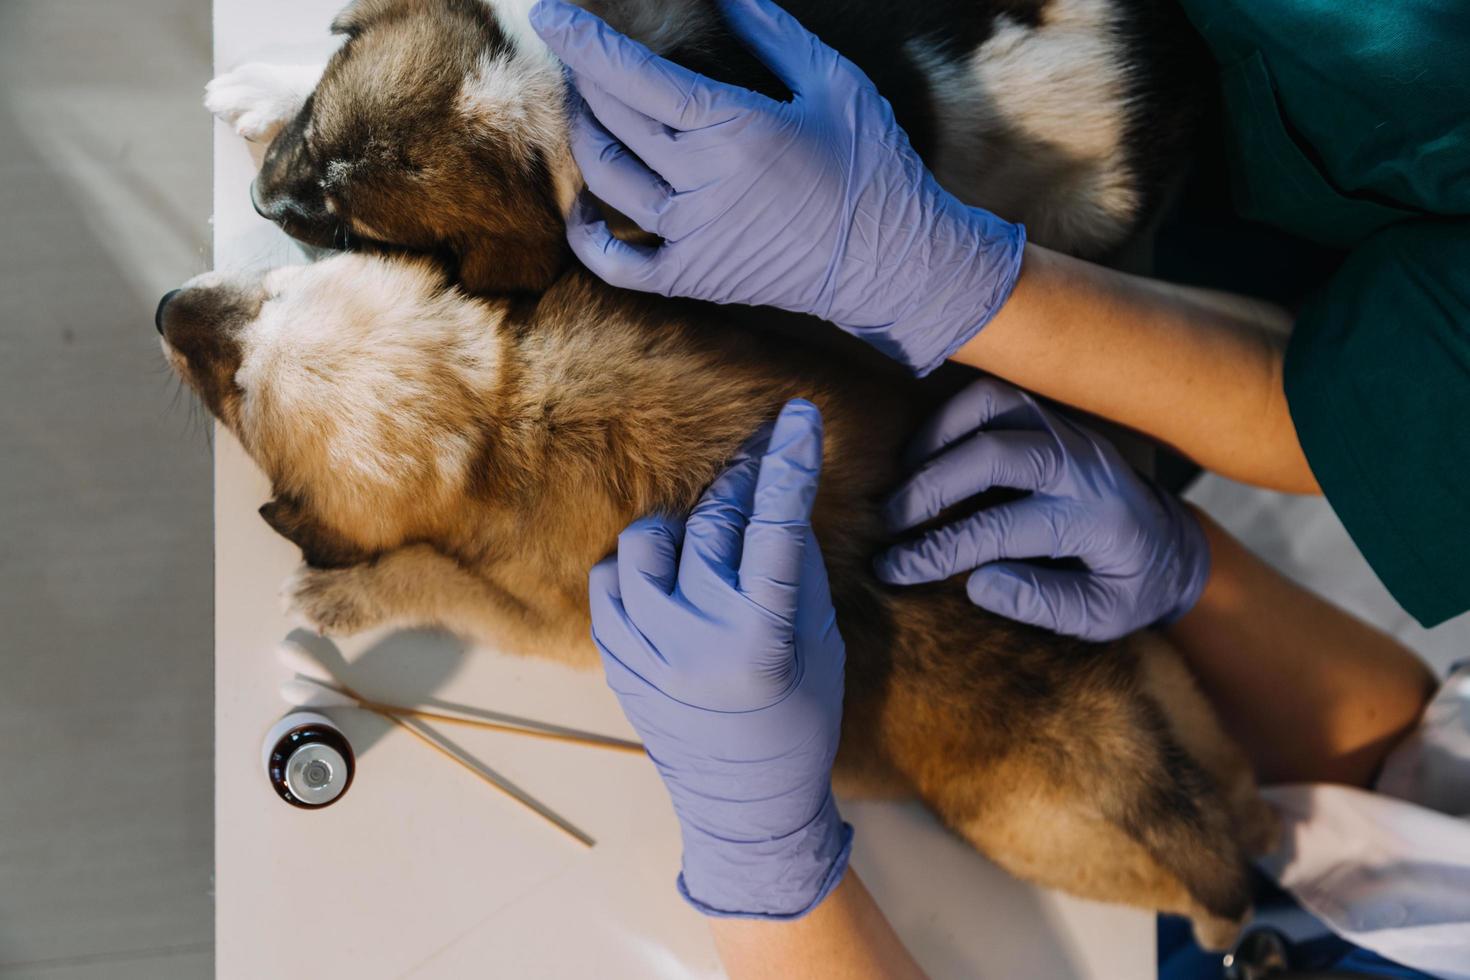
[161,252,1268,946]
[1132,631,1282,857]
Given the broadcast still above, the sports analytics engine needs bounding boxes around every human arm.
[589,399,927,977]
[1165,508,1436,787]
[711,870,927,980]
[876,379,1433,782]
[956,245,1316,494]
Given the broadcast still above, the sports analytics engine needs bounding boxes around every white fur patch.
[906,0,1140,253]
[204,62,324,142]
[235,255,503,506]
[459,42,581,216]
[975,0,1130,165]
[470,0,714,217]
[483,0,558,65]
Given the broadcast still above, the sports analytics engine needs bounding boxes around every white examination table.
[211,4,1469,978]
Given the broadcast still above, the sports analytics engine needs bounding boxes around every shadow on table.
[280,626,472,756]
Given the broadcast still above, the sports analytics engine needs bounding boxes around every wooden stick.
[286,673,643,754]
[383,712,595,848]
[354,698,644,754]
[315,675,597,848]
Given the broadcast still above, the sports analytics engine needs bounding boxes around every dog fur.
[205,0,1205,292]
[159,252,1274,947]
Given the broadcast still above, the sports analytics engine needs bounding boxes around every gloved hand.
[530,0,1026,377]
[588,399,852,918]
[874,379,1211,642]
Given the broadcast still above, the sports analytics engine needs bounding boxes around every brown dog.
[158,252,1274,947]
[206,0,1206,292]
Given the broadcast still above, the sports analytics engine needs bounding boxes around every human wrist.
[677,789,853,920]
[908,199,1026,377]
[840,186,1024,377]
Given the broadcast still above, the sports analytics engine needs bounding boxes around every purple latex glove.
[589,399,852,918]
[875,380,1211,642]
[530,0,1025,377]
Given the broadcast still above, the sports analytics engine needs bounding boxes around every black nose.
[250,178,270,220]
[155,289,181,334]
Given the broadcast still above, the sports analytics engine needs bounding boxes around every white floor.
[0,1,215,977]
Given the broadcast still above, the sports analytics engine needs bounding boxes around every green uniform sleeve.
[1285,218,1470,627]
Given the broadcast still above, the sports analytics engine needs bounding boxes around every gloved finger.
[903,377,1043,469]
[678,445,762,605]
[531,0,749,130]
[566,191,677,294]
[572,75,687,178]
[873,497,1075,584]
[615,512,685,628]
[740,399,823,620]
[568,96,674,234]
[588,555,668,688]
[793,525,842,667]
[966,562,1120,642]
[717,0,836,94]
[882,429,1063,533]
[795,525,833,601]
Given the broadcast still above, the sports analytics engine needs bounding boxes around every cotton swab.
[279,677,643,754]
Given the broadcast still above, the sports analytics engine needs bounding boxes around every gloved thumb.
[616,513,686,625]
[566,191,673,295]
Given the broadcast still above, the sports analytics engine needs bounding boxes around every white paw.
[282,564,380,636]
[1192,912,1247,953]
[204,62,321,142]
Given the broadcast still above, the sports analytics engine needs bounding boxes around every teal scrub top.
[1176,0,1470,627]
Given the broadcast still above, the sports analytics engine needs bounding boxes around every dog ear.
[330,0,395,38]
[259,496,371,569]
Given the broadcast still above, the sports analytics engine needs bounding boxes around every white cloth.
[1256,664,1470,979]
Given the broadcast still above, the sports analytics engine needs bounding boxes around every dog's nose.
[250,178,270,220]
[155,289,181,334]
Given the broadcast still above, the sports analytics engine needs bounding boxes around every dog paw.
[204,62,320,142]
[283,564,382,636]
[1191,912,1247,953]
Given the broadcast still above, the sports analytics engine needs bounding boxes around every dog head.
[157,252,505,565]
[254,0,578,294]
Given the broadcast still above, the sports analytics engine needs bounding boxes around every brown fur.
[236,0,1205,291]
[254,0,571,291]
[160,253,1273,945]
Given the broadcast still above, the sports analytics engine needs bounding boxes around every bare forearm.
[711,871,928,980]
[956,245,1318,493]
[1166,508,1435,786]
